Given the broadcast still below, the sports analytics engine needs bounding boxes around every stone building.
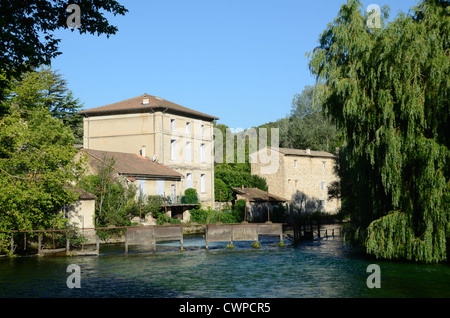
[250,147,340,214]
[63,187,97,229]
[79,94,218,206]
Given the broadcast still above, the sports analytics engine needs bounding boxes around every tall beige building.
[251,147,340,214]
[79,94,218,206]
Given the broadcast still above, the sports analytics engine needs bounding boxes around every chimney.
[142,94,149,105]
[306,148,311,154]
[141,145,146,157]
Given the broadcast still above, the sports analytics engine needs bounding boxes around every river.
[1,225,449,298]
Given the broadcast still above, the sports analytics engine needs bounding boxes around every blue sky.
[51,0,419,130]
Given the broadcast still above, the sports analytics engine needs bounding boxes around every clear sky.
[51,0,420,130]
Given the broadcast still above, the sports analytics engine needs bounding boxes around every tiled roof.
[79,94,219,121]
[232,187,287,202]
[63,185,97,200]
[273,147,335,158]
[75,187,97,200]
[83,149,183,179]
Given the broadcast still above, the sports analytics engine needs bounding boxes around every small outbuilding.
[63,187,97,230]
[232,186,288,222]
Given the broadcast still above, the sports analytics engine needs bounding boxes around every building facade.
[250,147,340,214]
[79,94,218,206]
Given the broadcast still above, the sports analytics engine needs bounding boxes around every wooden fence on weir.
[2,223,342,256]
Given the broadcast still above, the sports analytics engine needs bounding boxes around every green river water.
[1,227,449,298]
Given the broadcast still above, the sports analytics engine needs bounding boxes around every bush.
[232,199,246,222]
[190,208,209,224]
[215,178,231,201]
[156,214,181,225]
[181,188,199,204]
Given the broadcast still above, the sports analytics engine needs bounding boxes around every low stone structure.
[232,186,287,222]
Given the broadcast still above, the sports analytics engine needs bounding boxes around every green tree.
[7,67,84,144]
[309,0,449,262]
[254,84,340,153]
[0,0,128,104]
[215,178,231,201]
[214,163,268,201]
[0,104,84,253]
[77,155,136,228]
[181,188,199,204]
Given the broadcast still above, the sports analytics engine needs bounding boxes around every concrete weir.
[205,223,283,248]
[125,225,184,252]
[124,223,283,252]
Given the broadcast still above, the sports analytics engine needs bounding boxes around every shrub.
[181,188,199,204]
[190,208,208,224]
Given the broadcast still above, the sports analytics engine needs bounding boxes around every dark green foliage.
[254,84,340,153]
[7,67,84,144]
[181,188,199,204]
[0,84,84,252]
[189,208,209,224]
[127,195,163,220]
[214,163,268,201]
[232,199,246,223]
[77,156,136,229]
[214,178,231,201]
[309,0,449,262]
[0,0,128,102]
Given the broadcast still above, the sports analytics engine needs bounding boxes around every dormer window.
[142,94,149,105]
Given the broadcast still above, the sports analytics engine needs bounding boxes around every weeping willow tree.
[308,0,449,262]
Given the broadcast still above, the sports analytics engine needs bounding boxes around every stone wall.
[251,149,340,214]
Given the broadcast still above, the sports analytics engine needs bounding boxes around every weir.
[205,223,283,249]
[125,225,183,252]
[3,223,285,256]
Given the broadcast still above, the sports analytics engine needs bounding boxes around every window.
[319,199,326,208]
[186,122,191,134]
[294,160,297,168]
[288,179,291,185]
[186,141,191,162]
[171,119,175,131]
[201,124,204,137]
[201,174,206,193]
[321,181,326,190]
[200,143,205,162]
[322,161,326,170]
[295,180,298,188]
[171,184,176,203]
[170,139,176,160]
[186,173,192,189]
[157,180,165,196]
[138,179,146,196]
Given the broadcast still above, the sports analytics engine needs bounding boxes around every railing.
[1,223,286,256]
[2,227,127,256]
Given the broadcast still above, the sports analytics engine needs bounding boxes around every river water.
[1,226,449,298]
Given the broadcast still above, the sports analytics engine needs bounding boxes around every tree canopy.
[0,0,128,103]
[256,84,340,153]
[6,67,84,143]
[0,78,85,253]
[309,0,449,262]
